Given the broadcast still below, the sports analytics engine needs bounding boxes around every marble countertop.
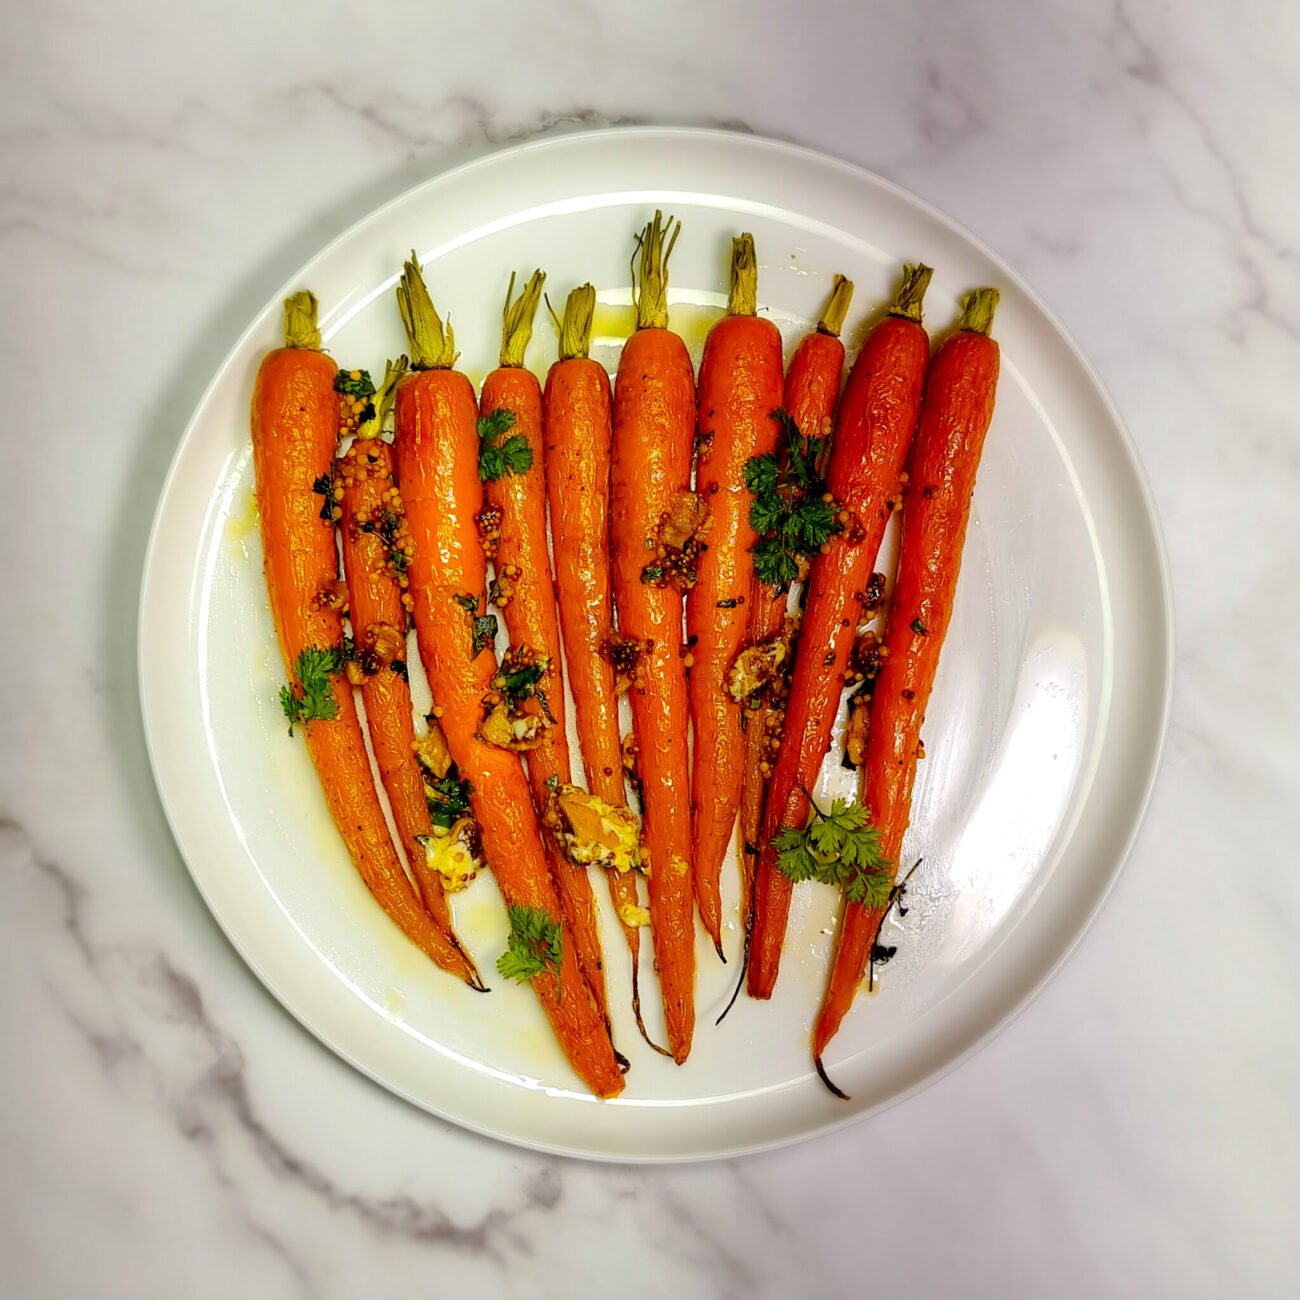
[3,1,1296,1295]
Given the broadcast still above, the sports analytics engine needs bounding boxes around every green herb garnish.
[773,795,894,909]
[477,408,533,482]
[496,904,563,989]
[334,369,377,399]
[910,618,928,636]
[425,764,474,830]
[744,408,840,589]
[279,645,344,735]
[453,593,497,657]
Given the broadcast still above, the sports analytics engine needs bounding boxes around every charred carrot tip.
[631,962,675,1058]
[814,1054,851,1101]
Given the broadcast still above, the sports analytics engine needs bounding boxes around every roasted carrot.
[747,265,933,1000]
[479,270,610,1027]
[335,360,481,985]
[251,294,482,988]
[610,212,699,1063]
[733,276,854,987]
[814,289,1001,1078]
[687,234,785,958]
[392,256,623,1097]
[543,284,657,1041]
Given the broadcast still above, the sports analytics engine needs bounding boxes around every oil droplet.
[225,488,259,545]
[384,986,407,1017]
[592,303,636,348]
[668,303,726,360]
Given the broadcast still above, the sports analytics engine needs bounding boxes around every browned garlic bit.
[603,633,650,695]
[544,782,642,874]
[479,700,548,751]
[640,489,710,592]
[412,719,454,777]
[726,635,790,704]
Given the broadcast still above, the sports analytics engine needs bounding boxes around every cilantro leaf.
[744,407,842,591]
[496,905,563,988]
[334,369,376,398]
[477,408,533,482]
[425,764,474,829]
[280,645,343,736]
[472,614,498,656]
[773,796,895,908]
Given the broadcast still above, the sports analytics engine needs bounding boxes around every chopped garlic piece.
[415,819,480,893]
[545,783,642,874]
[617,903,652,929]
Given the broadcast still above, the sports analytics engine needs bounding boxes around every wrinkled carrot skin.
[542,356,644,954]
[337,440,457,934]
[394,367,623,1097]
[747,314,930,999]
[737,328,846,928]
[481,365,609,1024]
[815,323,1000,1056]
[687,313,784,953]
[611,326,697,1062]
[251,348,477,983]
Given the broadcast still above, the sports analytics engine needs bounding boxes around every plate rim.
[137,124,1175,1163]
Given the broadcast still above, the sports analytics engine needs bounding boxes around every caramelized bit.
[603,633,650,695]
[845,692,871,768]
[412,719,454,779]
[726,635,790,704]
[641,490,710,592]
[545,782,642,874]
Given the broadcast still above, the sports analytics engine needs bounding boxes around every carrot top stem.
[556,283,596,360]
[630,209,681,331]
[726,233,758,317]
[396,252,457,370]
[283,291,321,350]
[499,269,546,367]
[356,356,408,441]
[959,287,1001,335]
[887,263,934,323]
[817,274,855,337]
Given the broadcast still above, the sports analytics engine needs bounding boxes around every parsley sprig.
[453,593,498,657]
[744,409,840,588]
[279,645,344,735]
[773,795,894,908]
[477,408,533,482]
[496,905,563,991]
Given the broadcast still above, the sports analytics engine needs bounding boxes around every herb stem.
[630,210,681,331]
[396,252,457,370]
[887,263,934,324]
[556,283,596,361]
[282,291,321,350]
[726,233,758,317]
[959,287,1000,336]
[817,274,855,337]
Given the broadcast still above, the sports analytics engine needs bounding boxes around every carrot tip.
[713,936,727,964]
[614,1048,632,1075]
[814,1054,851,1101]
[631,961,675,1058]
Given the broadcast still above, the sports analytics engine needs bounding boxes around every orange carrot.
[814,289,1001,1079]
[251,294,482,988]
[686,234,785,958]
[610,213,699,1062]
[733,277,854,985]
[479,270,610,1026]
[747,265,933,1000]
[543,284,657,1041]
[392,256,623,1097]
[335,362,481,978]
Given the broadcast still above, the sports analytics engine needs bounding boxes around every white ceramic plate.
[139,128,1172,1161]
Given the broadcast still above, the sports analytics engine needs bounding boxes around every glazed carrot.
[251,294,482,988]
[747,265,933,1000]
[735,276,854,969]
[543,284,655,1036]
[479,271,610,1026]
[611,212,699,1062]
[814,289,1001,1077]
[335,360,480,986]
[687,234,785,957]
[392,256,623,1097]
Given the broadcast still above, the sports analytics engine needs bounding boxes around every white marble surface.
[2,1,1297,1295]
